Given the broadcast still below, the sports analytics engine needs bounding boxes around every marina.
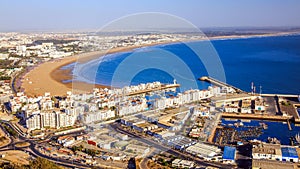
[215,119,300,145]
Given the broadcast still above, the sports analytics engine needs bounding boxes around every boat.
[267,137,281,144]
[259,122,268,129]
[241,119,251,123]
[289,133,300,146]
[296,133,300,143]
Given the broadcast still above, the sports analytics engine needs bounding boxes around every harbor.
[199,76,300,146]
[214,119,300,145]
[199,76,245,93]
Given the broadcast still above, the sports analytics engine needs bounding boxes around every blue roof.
[223,146,236,160]
[281,147,298,158]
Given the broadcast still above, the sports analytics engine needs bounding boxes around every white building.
[26,109,78,131]
[0,53,9,60]
[84,110,115,124]
[224,106,239,113]
[172,159,195,169]
[252,143,282,161]
[26,114,41,131]
[186,143,221,158]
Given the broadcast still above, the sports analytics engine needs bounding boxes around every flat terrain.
[0,126,10,147]
[0,150,30,165]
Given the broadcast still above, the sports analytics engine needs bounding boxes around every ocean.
[64,34,300,145]
[67,34,300,94]
[221,119,300,145]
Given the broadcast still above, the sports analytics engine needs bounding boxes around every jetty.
[221,113,293,121]
[199,76,245,93]
[260,93,299,98]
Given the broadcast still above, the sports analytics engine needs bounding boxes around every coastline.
[20,31,300,97]
[21,42,179,97]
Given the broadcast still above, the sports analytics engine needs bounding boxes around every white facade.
[84,110,115,124]
[172,159,195,169]
[186,143,221,158]
[26,114,41,131]
[252,144,282,161]
[26,110,78,131]
[224,106,239,113]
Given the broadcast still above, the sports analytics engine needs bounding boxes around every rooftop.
[252,159,295,169]
[281,147,298,158]
[223,146,236,160]
[252,143,281,156]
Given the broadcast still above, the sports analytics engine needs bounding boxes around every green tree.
[27,157,63,169]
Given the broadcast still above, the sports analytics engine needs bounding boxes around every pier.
[221,113,293,121]
[260,93,299,98]
[208,126,222,143]
[199,76,245,93]
[287,119,292,130]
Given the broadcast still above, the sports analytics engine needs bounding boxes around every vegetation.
[0,75,11,80]
[110,106,116,111]
[26,157,63,169]
[281,101,291,106]
[2,124,17,137]
[0,136,8,142]
[0,157,63,169]
[84,148,99,156]
[71,145,99,156]
[71,145,84,152]
[0,60,13,69]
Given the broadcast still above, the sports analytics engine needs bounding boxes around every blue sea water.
[70,34,300,94]
[64,34,300,145]
[222,119,300,145]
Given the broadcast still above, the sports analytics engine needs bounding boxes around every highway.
[0,119,235,169]
[0,120,91,169]
[109,122,234,169]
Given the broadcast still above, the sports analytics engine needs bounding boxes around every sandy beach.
[21,42,176,97]
[20,32,300,97]
[21,51,101,97]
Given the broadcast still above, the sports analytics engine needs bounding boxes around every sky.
[0,0,300,31]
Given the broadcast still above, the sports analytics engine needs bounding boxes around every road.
[0,120,92,169]
[139,148,156,169]
[109,122,234,169]
[0,119,235,169]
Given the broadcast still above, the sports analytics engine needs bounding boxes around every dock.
[221,113,293,122]
[287,119,292,130]
[260,93,299,98]
[207,126,223,143]
[199,76,245,93]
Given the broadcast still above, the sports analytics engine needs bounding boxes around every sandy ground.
[21,51,104,97]
[20,32,299,97]
[0,127,10,147]
[0,150,30,165]
[21,42,178,97]
[0,112,13,121]
[14,142,31,148]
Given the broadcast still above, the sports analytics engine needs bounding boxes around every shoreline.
[21,41,178,97]
[20,31,300,97]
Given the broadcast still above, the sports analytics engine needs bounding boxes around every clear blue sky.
[0,0,300,31]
